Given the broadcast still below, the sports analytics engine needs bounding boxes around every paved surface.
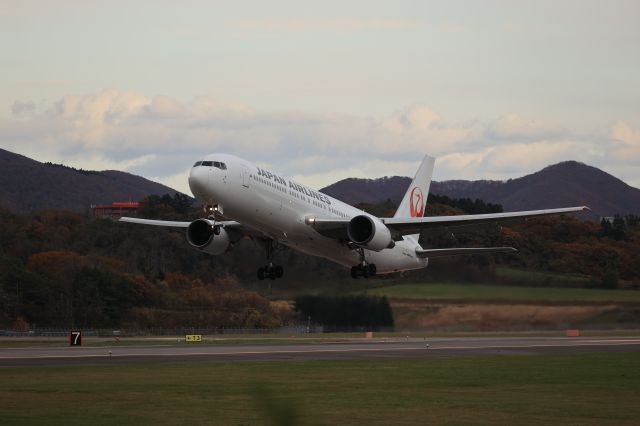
[1,336,640,367]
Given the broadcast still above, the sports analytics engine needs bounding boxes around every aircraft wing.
[382,206,589,238]
[309,206,588,241]
[305,218,351,240]
[119,217,242,228]
[119,217,295,244]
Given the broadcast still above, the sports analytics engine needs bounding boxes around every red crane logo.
[409,187,424,217]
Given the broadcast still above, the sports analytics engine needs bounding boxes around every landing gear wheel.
[257,264,284,281]
[274,265,284,278]
[368,264,377,277]
[350,263,377,279]
[256,239,284,281]
[362,267,369,279]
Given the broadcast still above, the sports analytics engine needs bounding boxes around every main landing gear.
[257,239,284,281]
[350,247,377,279]
[258,263,284,281]
[351,263,377,279]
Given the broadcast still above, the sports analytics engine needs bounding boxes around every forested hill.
[0,148,183,212]
[321,161,640,220]
[3,147,638,219]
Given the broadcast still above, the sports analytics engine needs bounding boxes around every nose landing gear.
[257,239,284,281]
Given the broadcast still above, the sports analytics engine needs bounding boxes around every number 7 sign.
[69,331,82,346]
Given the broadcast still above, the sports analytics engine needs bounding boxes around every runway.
[2,336,640,367]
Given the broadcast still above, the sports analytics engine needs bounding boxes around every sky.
[1,0,639,194]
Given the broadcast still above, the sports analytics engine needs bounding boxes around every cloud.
[485,113,565,141]
[2,89,639,194]
[611,121,640,163]
[481,141,585,172]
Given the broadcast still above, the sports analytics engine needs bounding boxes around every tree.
[294,295,394,331]
[601,215,626,241]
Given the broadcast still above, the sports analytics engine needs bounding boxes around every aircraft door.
[241,165,250,188]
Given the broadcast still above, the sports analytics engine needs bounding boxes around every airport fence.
[0,326,326,337]
[0,325,400,337]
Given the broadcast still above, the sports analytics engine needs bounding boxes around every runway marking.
[2,340,640,360]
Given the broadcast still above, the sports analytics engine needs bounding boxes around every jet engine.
[186,219,230,255]
[347,215,394,251]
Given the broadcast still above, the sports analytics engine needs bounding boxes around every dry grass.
[392,301,617,330]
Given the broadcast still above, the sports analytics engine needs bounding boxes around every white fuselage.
[188,154,428,274]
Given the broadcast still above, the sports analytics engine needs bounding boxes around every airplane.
[120,154,588,280]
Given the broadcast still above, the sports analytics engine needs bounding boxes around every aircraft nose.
[188,166,209,199]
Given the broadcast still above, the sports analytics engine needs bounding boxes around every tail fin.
[394,154,435,222]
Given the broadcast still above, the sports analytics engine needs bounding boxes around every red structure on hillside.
[92,202,140,218]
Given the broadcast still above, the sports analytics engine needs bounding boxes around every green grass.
[363,282,640,303]
[1,353,640,425]
[496,266,591,285]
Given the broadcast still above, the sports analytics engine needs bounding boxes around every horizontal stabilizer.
[415,246,517,259]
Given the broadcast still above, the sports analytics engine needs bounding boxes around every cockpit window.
[194,160,227,169]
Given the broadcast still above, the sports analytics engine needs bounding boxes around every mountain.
[321,161,640,220]
[0,148,182,212]
[319,176,412,206]
[3,148,638,220]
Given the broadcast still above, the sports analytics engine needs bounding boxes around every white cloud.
[65,153,157,173]
[2,89,639,192]
[151,168,191,195]
[486,113,565,141]
[481,141,584,173]
[610,121,640,164]
[612,121,640,146]
[436,152,487,179]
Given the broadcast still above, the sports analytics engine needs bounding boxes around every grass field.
[1,352,639,425]
[495,266,592,285]
[363,282,640,303]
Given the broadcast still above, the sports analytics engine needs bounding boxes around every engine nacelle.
[347,215,394,252]
[186,219,230,255]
